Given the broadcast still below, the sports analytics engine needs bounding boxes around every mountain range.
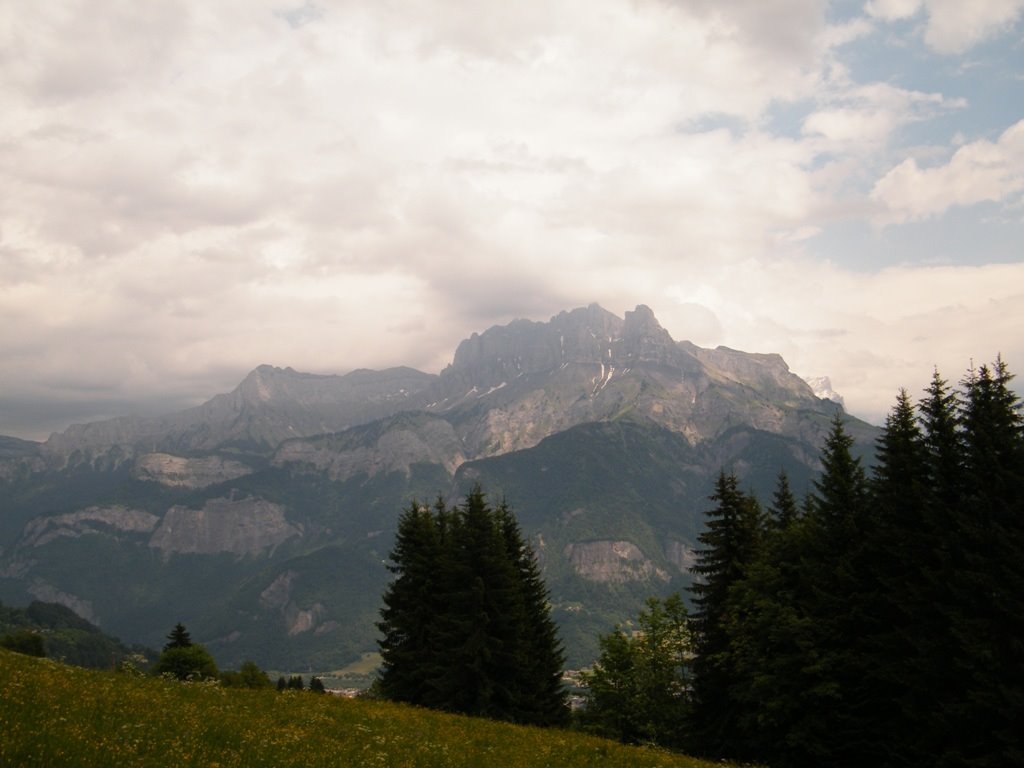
[0,304,877,670]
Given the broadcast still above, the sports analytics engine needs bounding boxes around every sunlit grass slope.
[0,650,734,768]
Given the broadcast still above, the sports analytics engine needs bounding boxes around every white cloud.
[803,81,965,153]
[0,0,1020,439]
[871,119,1024,221]
[865,0,1024,53]
[922,0,1024,54]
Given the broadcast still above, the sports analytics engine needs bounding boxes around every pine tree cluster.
[688,358,1024,767]
[377,486,568,726]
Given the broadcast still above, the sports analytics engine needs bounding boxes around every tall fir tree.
[377,498,448,704]
[494,500,568,725]
[164,623,193,650]
[943,359,1024,766]
[782,414,871,767]
[688,471,765,759]
[722,471,812,764]
[858,389,936,767]
[377,487,566,725]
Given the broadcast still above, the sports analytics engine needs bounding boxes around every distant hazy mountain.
[0,304,876,670]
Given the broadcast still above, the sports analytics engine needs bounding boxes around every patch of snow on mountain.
[804,376,845,407]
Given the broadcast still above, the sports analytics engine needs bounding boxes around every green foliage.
[154,642,219,682]
[0,650,736,768]
[581,595,691,748]
[687,472,765,759]
[377,487,568,726]
[0,628,45,657]
[220,660,272,689]
[0,600,155,670]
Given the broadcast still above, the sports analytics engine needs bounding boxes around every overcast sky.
[2,0,1022,441]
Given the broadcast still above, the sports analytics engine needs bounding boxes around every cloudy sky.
[1,0,1022,441]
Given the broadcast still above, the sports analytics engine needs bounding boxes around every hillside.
[0,650,736,768]
[0,600,155,669]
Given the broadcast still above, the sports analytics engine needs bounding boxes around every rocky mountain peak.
[620,304,677,365]
[236,364,286,403]
[443,304,680,384]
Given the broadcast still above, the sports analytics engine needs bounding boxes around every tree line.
[581,358,1023,767]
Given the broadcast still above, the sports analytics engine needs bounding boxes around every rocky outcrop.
[133,453,254,488]
[149,497,300,556]
[273,413,467,481]
[563,540,670,583]
[21,506,160,548]
[258,570,327,636]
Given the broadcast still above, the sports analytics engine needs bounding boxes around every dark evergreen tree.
[309,676,326,694]
[688,471,765,759]
[154,622,216,681]
[768,469,799,531]
[721,471,812,764]
[276,675,287,692]
[164,622,192,650]
[781,414,870,767]
[943,358,1024,767]
[377,487,566,725]
[494,499,568,726]
[855,389,936,766]
[377,499,447,704]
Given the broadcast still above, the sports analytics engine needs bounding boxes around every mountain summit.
[0,304,873,670]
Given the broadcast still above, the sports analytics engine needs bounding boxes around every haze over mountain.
[0,305,875,670]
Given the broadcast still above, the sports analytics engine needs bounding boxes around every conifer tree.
[688,471,765,758]
[943,359,1024,766]
[377,487,566,725]
[494,500,568,726]
[782,414,870,767]
[857,389,935,766]
[164,623,192,650]
[768,469,799,531]
[377,499,447,704]
[721,471,811,764]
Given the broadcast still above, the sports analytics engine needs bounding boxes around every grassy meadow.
[0,650,736,768]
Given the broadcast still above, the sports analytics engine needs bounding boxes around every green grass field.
[0,650,736,768]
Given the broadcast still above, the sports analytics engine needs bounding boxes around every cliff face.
[20,506,160,548]
[272,413,467,482]
[563,540,672,583]
[426,303,829,457]
[149,497,300,556]
[133,453,254,488]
